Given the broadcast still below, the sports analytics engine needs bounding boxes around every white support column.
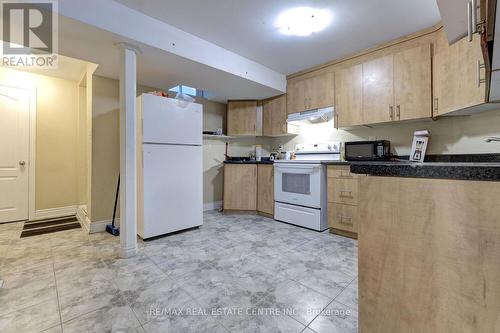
[118,43,141,258]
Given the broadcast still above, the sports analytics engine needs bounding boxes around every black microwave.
[344,140,391,161]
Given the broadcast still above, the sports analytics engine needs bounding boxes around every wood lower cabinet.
[358,176,500,332]
[327,165,360,238]
[328,203,358,234]
[224,164,274,216]
[227,101,258,136]
[223,164,257,211]
[257,165,274,215]
[263,95,288,136]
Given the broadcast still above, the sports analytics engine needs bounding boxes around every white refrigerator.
[137,94,203,239]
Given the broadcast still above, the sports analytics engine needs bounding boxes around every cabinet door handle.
[471,0,478,34]
[339,171,352,178]
[477,60,486,87]
[434,97,439,115]
[340,216,353,225]
[396,105,401,120]
[389,105,394,120]
[339,191,353,198]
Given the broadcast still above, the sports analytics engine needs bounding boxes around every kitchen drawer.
[328,203,358,233]
[327,165,358,179]
[328,178,358,205]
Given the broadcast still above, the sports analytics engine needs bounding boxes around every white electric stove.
[274,142,341,231]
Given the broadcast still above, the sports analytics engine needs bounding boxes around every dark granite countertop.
[223,157,274,165]
[321,161,352,165]
[349,155,500,182]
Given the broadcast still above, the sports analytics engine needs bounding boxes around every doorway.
[0,84,34,223]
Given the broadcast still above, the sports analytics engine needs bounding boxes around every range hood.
[287,107,334,124]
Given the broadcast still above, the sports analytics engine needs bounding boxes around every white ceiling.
[57,14,284,101]
[115,0,442,75]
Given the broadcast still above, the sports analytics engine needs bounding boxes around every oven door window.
[282,173,311,195]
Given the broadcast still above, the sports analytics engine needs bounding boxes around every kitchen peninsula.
[350,159,500,332]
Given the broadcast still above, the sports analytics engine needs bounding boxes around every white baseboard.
[86,218,120,234]
[203,201,222,211]
[76,205,91,233]
[33,206,77,221]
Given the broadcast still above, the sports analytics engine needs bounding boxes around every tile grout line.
[51,255,64,333]
[303,275,357,330]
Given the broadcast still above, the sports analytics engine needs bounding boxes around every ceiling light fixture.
[276,7,331,37]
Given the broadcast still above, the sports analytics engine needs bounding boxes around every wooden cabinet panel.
[335,64,363,127]
[223,164,257,210]
[286,78,306,114]
[227,101,257,136]
[434,34,487,116]
[327,165,359,179]
[263,95,287,136]
[358,176,500,332]
[328,203,358,233]
[257,165,274,215]
[362,55,394,124]
[287,70,334,114]
[394,44,432,120]
[328,178,359,206]
[307,71,335,110]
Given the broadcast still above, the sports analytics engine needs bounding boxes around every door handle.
[19,161,26,166]
[477,60,486,87]
[396,105,401,120]
[468,1,473,41]
[389,105,394,120]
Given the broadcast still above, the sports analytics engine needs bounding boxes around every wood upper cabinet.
[360,44,432,126]
[287,70,334,114]
[335,64,363,127]
[223,164,257,211]
[257,165,274,215]
[227,101,258,136]
[307,71,335,110]
[394,44,432,121]
[362,55,395,124]
[287,78,306,114]
[433,34,487,116]
[263,95,287,136]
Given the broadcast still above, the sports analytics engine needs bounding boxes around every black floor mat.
[21,216,81,238]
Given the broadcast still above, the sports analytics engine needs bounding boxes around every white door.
[0,85,30,223]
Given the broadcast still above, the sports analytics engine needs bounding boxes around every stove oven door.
[274,163,322,208]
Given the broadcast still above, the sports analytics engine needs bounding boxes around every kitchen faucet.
[484,137,500,143]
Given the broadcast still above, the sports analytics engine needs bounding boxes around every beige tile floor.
[0,211,358,333]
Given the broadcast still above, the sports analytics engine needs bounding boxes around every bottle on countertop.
[255,145,262,162]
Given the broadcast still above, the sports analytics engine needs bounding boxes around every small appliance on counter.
[344,140,391,161]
